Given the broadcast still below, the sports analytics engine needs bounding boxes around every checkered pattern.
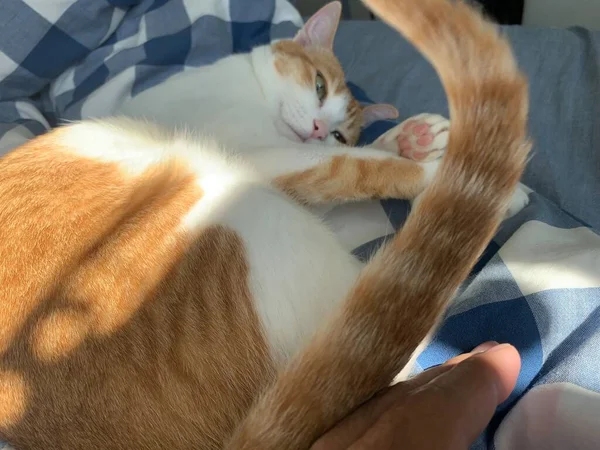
[0,0,302,154]
[1,1,600,449]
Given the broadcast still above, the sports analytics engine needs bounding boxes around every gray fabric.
[335,21,600,229]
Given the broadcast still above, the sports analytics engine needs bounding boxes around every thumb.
[425,343,522,447]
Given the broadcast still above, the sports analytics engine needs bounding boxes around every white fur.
[66,119,361,365]
[107,8,528,366]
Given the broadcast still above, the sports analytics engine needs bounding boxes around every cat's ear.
[362,104,399,126]
[294,1,342,49]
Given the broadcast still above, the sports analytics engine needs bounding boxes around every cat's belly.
[183,174,363,364]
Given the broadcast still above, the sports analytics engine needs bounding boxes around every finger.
[442,341,500,366]
[311,382,409,450]
[448,343,522,403]
[312,343,506,450]
[405,341,500,388]
[312,365,458,449]
[466,341,500,356]
[422,344,521,446]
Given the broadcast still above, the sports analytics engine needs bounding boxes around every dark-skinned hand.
[312,342,521,450]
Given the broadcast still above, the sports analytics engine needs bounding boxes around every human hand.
[312,342,521,450]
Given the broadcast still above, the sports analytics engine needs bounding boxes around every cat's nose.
[311,120,329,140]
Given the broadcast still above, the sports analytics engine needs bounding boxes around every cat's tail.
[227,1,531,449]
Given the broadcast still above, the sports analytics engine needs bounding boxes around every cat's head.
[270,1,398,146]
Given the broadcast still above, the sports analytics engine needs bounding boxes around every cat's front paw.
[505,183,530,219]
[373,113,449,162]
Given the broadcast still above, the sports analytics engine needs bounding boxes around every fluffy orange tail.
[227,0,531,448]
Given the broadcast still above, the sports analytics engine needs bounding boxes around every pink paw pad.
[413,124,430,136]
[395,117,448,162]
[416,133,434,146]
[372,113,449,162]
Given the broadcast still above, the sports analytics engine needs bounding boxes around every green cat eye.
[315,71,327,102]
[331,130,347,144]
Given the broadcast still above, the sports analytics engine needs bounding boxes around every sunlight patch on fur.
[0,371,27,428]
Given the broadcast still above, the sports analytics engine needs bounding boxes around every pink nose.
[310,119,329,140]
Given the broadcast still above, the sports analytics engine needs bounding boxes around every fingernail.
[472,341,499,353]
[484,343,514,354]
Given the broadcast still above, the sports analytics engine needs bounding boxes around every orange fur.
[0,0,530,448]
[275,154,424,203]
[0,131,275,449]
[226,0,531,448]
[273,40,363,146]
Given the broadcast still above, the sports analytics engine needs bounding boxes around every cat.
[115,3,447,214]
[117,2,412,151]
[115,1,529,221]
[0,0,530,449]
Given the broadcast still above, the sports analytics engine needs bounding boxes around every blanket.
[1,1,599,449]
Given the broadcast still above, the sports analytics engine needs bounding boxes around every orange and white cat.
[0,0,530,449]
[116,1,529,218]
[117,2,406,149]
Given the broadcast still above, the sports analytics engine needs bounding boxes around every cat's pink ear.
[362,104,399,126]
[294,1,342,49]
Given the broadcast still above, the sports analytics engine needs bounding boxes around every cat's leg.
[248,145,443,205]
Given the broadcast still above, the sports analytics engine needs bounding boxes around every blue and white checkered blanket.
[1,1,600,449]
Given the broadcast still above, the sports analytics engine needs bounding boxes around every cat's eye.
[331,130,347,144]
[315,71,327,102]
